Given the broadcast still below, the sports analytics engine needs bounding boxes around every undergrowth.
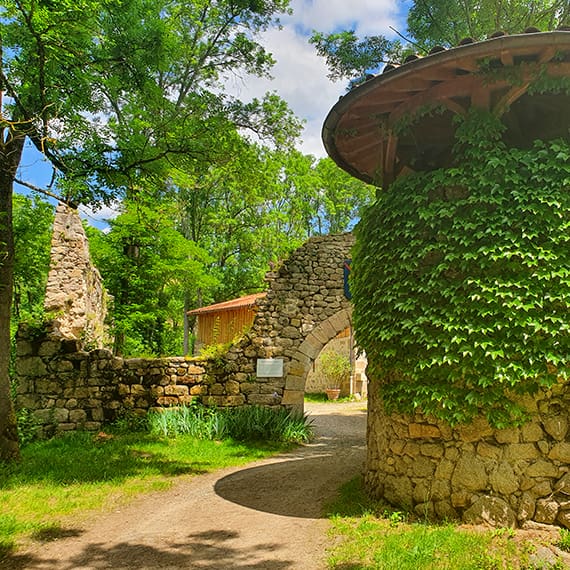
[147,402,314,444]
[325,477,566,569]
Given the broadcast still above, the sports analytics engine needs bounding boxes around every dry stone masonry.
[16,218,356,434]
[44,203,109,348]
[367,384,570,529]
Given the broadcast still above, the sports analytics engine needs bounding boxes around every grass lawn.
[325,477,570,570]
[0,429,289,559]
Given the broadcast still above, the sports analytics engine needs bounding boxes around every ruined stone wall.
[15,323,259,437]
[252,233,355,412]
[367,382,570,529]
[44,204,109,348]
[15,233,356,434]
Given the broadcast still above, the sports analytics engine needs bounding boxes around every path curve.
[2,401,367,569]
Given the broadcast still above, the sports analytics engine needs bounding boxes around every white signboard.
[256,358,283,378]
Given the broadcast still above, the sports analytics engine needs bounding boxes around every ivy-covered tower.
[323,30,570,527]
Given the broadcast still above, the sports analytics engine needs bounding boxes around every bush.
[148,402,313,444]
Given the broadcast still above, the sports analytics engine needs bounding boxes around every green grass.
[325,477,564,570]
[0,428,289,559]
[148,403,314,443]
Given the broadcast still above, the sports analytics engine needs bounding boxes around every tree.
[12,194,53,323]
[0,0,294,462]
[407,0,570,49]
[311,1,569,82]
[88,199,214,356]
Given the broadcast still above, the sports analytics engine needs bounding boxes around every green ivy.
[353,109,570,427]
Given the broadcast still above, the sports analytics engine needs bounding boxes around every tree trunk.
[0,132,26,463]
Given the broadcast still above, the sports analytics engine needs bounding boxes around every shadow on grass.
[0,432,209,489]
[0,529,295,569]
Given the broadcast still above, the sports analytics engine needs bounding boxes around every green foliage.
[326,477,544,570]
[319,350,351,389]
[557,528,570,552]
[15,409,41,448]
[353,109,570,427]
[309,30,395,83]
[12,195,54,323]
[407,0,570,49]
[312,1,569,83]
[87,199,214,356]
[148,403,314,444]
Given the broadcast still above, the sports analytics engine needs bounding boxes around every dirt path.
[3,401,367,570]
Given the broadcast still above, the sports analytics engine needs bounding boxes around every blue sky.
[16,0,409,225]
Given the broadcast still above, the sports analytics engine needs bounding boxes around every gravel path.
[2,401,367,570]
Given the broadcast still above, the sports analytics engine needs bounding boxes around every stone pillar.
[44,203,110,348]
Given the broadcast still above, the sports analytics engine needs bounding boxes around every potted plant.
[319,350,351,400]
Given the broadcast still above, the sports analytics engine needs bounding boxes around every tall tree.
[0,0,293,462]
[311,1,569,82]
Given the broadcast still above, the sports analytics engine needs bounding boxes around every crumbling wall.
[43,204,109,348]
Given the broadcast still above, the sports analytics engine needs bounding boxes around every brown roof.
[322,30,570,187]
[187,292,266,316]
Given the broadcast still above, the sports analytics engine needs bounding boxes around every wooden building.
[188,292,266,354]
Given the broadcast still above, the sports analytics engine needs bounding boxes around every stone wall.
[366,382,570,528]
[252,233,355,412]
[15,323,261,437]
[15,233,357,434]
[44,204,109,348]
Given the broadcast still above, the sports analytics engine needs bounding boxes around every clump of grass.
[148,403,313,444]
[325,477,556,569]
[557,528,570,552]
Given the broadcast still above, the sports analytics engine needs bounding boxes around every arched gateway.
[246,233,355,413]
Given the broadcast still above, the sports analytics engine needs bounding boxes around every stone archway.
[243,233,356,413]
[284,308,353,414]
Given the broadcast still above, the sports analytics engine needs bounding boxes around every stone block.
[549,443,570,462]
[383,475,412,508]
[477,442,501,460]
[38,341,61,357]
[543,416,568,441]
[16,357,47,377]
[69,409,87,423]
[431,479,451,501]
[534,498,559,524]
[420,443,444,458]
[451,491,471,508]
[490,462,519,495]
[409,423,441,439]
[451,453,488,492]
[222,395,246,406]
[521,421,544,443]
[248,393,281,406]
[495,427,520,444]
[164,385,189,396]
[505,443,539,461]
[280,390,304,406]
[517,492,536,522]
[435,500,458,521]
[435,458,455,480]
[225,380,240,395]
[412,456,436,478]
[525,460,559,478]
[156,396,178,406]
[456,417,493,442]
[463,496,516,528]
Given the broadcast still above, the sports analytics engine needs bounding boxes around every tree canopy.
[310,0,570,83]
[1,0,297,462]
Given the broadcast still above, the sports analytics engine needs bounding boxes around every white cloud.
[286,0,401,36]
[231,0,407,157]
